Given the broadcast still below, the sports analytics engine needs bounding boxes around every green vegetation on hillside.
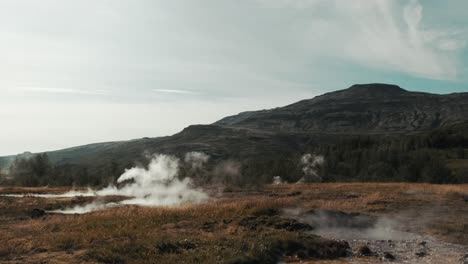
[1,84,467,187]
[1,154,124,187]
[1,125,466,187]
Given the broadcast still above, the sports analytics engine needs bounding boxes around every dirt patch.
[227,234,350,264]
[239,215,313,231]
[29,208,46,219]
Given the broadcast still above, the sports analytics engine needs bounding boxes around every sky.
[0,0,467,155]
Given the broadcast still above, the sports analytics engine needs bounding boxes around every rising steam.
[272,176,284,185]
[298,153,325,182]
[184,151,209,171]
[49,153,209,214]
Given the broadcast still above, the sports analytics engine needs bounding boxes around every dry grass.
[0,183,467,263]
[0,186,82,194]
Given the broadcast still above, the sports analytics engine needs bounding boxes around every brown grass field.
[0,183,467,263]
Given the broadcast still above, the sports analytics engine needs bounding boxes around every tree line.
[238,129,467,185]
[0,154,124,187]
[1,127,466,186]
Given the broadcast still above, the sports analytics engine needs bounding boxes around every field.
[0,183,467,264]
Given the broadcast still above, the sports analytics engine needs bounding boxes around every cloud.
[0,0,465,97]
[16,87,107,95]
[0,0,467,155]
[256,0,322,9]
[293,0,464,80]
[152,89,199,95]
[437,39,466,51]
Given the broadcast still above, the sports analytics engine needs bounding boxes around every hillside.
[215,83,468,133]
[1,83,468,185]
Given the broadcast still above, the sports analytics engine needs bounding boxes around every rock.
[357,245,373,256]
[30,208,46,219]
[415,251,427,257]
[157,242,180,254]
[286,191,302,197]
[201,221,216,232]
[252,208,278,216]
[177,239,196,250]
[344,194,359,199]
[175,220,193,228]
[382,252,395,261]
[156,239,196,254]
[34,247,48,253]
[161,223,176,229]
[296,250,307,259]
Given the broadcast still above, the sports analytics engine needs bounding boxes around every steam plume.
[184,151,209,171]
[272,176,284,185]
[50,153,209,213]
[298,153,325,182]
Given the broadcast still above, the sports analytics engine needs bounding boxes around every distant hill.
[215,83,468,134]
[1,83,467,184]
[2,125,313,169]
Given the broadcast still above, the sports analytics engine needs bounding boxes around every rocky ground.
[314,227,467,263]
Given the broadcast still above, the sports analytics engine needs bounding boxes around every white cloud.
[0,0,466,154]
[437,39,466,51]
[152,89,198,95]
[0,0,465,95]
[17,87,107,95]
[295,0,464,80]
[257,0,322,9]
[247,0,466,80]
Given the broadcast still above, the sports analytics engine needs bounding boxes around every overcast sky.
[1,0,468,155]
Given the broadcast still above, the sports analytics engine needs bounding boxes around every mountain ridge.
[214,83,468,134]
[1,83,468,171]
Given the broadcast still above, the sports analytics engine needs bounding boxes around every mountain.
[215,83,468,134]
[1,125,313,169]
[1,83,467,180]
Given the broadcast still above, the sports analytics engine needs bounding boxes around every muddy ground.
[0,183,467,263]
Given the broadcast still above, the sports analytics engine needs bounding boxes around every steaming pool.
[1,187,209,214]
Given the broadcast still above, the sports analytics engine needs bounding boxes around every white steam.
[283,208,416,241]
[184,151,209,171]
[31,153,210,214]
[272,176,284,185]
[1,189,97,198]
[96,154,208,206]
[213,160,242,184]
[298,153,325,182]
[49,201,121,214]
